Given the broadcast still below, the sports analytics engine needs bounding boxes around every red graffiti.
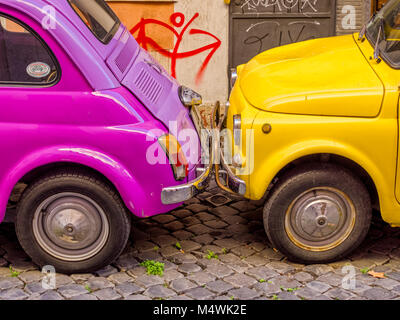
[130,13,221,85]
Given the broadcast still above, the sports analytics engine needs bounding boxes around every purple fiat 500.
[0,0,211,273]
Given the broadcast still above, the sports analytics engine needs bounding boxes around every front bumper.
[214,102,246,196]
[161,106,213,205]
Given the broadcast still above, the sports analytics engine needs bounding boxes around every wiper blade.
[374,18,386,61]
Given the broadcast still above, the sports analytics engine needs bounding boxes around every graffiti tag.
[131,13,221,85]
[241,0,319,12]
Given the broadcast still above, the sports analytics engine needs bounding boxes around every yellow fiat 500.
[215,0,400,263]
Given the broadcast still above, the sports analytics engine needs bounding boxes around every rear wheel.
[263,163,372,263]
[15,169,131,274]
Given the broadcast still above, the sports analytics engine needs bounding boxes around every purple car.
[0,0,211,273]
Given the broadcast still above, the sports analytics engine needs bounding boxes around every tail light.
[158,134,189,181]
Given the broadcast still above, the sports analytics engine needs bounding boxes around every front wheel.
[263,163,372,264]
[15,170,131,274]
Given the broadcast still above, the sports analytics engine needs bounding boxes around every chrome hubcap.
[33,193,109,261]
[285,187,356,251]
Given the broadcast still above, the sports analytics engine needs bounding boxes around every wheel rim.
[285,187,356,252]
[33,192,109,262]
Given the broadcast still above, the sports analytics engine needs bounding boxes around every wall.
[107,0,373,104]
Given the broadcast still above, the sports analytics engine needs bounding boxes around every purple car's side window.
[0,14,59,86]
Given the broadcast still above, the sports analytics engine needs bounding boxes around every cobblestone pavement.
[1,181,400,300]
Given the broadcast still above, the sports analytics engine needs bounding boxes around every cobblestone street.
[0,181,400,300]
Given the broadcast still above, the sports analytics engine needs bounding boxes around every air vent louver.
[134,68,163,104]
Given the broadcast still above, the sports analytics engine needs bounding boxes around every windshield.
[68,0,120,44]
[366,0,400,67]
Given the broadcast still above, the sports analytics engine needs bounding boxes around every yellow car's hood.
[239,35,384,117]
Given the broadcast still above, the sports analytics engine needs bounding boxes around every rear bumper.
[161,106,213,205]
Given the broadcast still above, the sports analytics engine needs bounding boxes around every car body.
[0,0,210,273]
[217,0,400,263]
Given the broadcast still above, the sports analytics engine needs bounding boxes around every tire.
[15,169,131,274]
[263,163,372,264]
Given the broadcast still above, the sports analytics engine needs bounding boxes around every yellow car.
[216,0,400,263]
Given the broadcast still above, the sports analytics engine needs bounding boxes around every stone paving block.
[85,277,114,291]
[188,272,216,286]
[135,275,164,288]
[37,290,63,300]
[114,254,140,271]
[245,267,279,281]
[227,224,250,234]
[172,230,194,241]
[172,254,197,265]
[227,261,251,274]
[18,271,43,284]
[171,209,192,219]
[373,278,400,290]
[25,282,48,295]
[293,272,314,283]
[0,288,28,300]
[180,240,202,252]
[362,287,397,300]
[0,277,24,290]
[230,201,257,212]
[71,294,98,300]
[177,263,201,275]
[196,212,216,222]
[206,280,234,294]
[207,264,234,279]
[325,288,357,300]
[93,288,122,300]
[115,282,144,297]
[303,264,334,276]
[160,246,180,258]
[306,281,332,293]
[161,269,184,282]
[170,278,197,293]
[144,285,177,299]
[186,287,215,300]
[213,238,241,250]
[210,206,239,217]
[107,272,133,285]
[125,294,151,300]
[187,224,213,236]
[95,265,118,277]
[169,295,193,300]
[316,273,343,287]
[58,284,89,299]
[185,204,209,213]
[181,217,201,227]
[276,291,301,300]
[152,214,175,224]
[266,261,295,275]
[244,254,268,267]
[192,234,214,245]
[253,282,281,296]
[259,248,284,261]
[228,287,260,300]
[224,273,257,288]
[165,221,185,232]
[204,220,228,229]
[230,246,256,258]
[270,276,301,290]
[153,235,178,247]
[70,273,94,283]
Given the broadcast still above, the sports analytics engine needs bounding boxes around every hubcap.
[33,193,109,262]
[285,187,356,251]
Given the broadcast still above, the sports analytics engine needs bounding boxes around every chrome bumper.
[214,102,246,196]
[161,106,214,205]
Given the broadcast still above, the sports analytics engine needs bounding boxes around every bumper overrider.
[161,102,246,205]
